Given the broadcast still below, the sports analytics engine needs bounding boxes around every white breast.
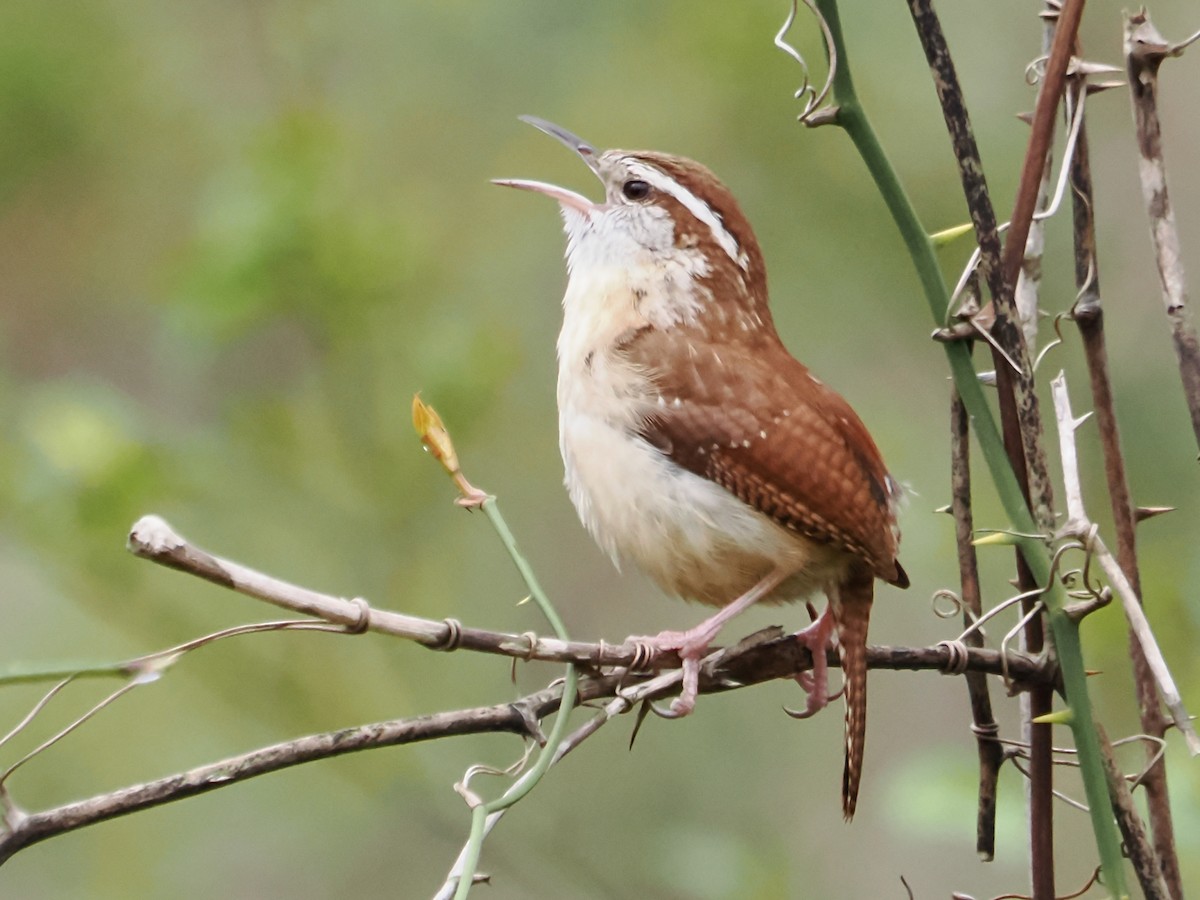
[555,270,843,606]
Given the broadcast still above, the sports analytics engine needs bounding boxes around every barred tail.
[834,567,874,821]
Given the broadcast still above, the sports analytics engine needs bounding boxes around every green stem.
[0,663,132,686]
[452,497,579,900]
[480,501,572,642]
[814,1,1127,894]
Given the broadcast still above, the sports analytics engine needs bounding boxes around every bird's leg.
[785,603,840,720]
[629,567,791,717]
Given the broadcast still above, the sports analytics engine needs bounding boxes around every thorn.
[931,322,978,343]
[973,531,1021,547]
[1067,58,1123,77]
[804,105,841,128]
[1134,505,1175,523]
[1016,110,1034,126]
[1032,708,1074,725]
[930,222,975,246]
[629,699,653,748]
[509,701,548,746]
[934,504,952,515]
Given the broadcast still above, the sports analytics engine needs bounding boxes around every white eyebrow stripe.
[626,161,749,272]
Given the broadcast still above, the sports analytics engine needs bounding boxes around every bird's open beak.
[492,115,601,214]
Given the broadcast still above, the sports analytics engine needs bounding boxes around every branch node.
[936,640,971,675]
[343,597,372,635]
[508,702,548,747]
[429,618,465,653]
[1063,588,1112,623]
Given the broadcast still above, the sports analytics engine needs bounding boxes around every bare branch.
[1096,726,1172,900]
[1050,373,1199,754]
[127,515,644,671]
[1067,70,1184,894]
[0,696,552,866]
[950,389,1005,861]
[1125,9,1200,452]
[0,623,1049,868]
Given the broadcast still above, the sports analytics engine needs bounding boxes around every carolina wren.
[497,116,908,818]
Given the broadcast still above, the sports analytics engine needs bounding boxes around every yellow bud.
[412,394,460,476]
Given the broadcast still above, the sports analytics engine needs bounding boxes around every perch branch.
[0,616,1049,868]
[127,515,636,670]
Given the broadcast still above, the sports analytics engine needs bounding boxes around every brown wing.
[622,326,906,587]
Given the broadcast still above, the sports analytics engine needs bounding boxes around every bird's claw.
[783,684,843,720]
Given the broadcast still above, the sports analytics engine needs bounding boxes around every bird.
[495,116,908,818]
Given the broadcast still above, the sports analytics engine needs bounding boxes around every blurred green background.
[2,1,1198,897]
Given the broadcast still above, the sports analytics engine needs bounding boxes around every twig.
[127,515,635,670]
[1125,9,1200,453]
[0,622,1048,869]
[950,389,1005,861]
[1011,2,1062,351]
[0,693,559,866]
[903,3,1070,893]
[1095,726,1171,900]
[125,514,1052,685]
[1067,67,1184,897]
[1050,372,1199,754]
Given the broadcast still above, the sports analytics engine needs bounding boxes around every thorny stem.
[811,0,1127,895]
[1125,9,1200,454]
[950,390,1004,860]
[902,3,1062,889]
[1051,373,1196,898]
[1068,74,1184,898]
[1011,6,1060,352]
[1096,726,1171,900]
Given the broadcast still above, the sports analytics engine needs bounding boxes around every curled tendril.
[947,87,1089,322]
[1048,526,1108,612]
[1025,54,1050,85]
[774,0,838,125]
[454,741,537,808]
[931,588,965,619]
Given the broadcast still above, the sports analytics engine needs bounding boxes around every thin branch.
[0,695,553,866]
[0,624,1050,868]
[1125,9,1200,453]
[950,389,1005,861]
[903,4,1069,893]
[1011,3,1063,352]
[122,513,1053,683]
[127,515,640,671]
[1096,726,1171,900]
[1050,373,1198,754]
[1067,67,1183,897]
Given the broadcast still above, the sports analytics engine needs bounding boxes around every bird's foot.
[626,624,721,718]
[785,607,842,720]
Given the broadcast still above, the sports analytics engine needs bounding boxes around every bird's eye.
[622,179,651,201]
